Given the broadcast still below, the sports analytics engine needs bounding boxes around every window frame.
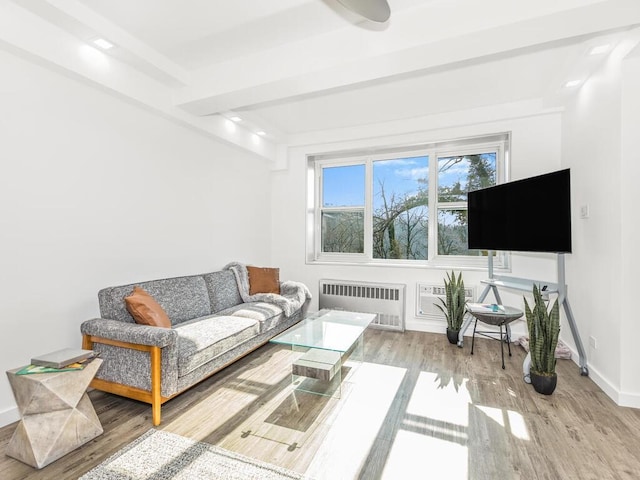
[307,134,510,270]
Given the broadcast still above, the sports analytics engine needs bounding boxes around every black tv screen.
[467,169,572,253]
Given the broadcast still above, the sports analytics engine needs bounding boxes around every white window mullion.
[364,158,373,259]
[427,149,438,261]
[314,164,323,260]
[499,144,507,183]
[439,201,468,210]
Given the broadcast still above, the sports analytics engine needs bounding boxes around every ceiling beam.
[175,0,640,116]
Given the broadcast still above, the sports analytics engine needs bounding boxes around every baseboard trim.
[563,343,640,409]
[0,406,19,429]
[618,391,640,408]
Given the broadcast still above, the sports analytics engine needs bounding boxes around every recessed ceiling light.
[230,116,242,122]
[564,80,582,88]
[589,44,610,55]
[256,131,266,136]
[93,38,114,50]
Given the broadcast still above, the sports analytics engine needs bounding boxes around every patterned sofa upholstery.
[81,269,310,425]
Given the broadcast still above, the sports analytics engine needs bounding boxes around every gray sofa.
[81,268,310,425]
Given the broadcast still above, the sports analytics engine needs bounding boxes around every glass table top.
[467,304,523,325]
[270,309,376,353]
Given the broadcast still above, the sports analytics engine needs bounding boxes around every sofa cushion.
[174,315,259,377]
[203,270,243,313]
[99,275,211,326]
[124,286,171,328]
[218,302,287,334]
[247,266,280,295]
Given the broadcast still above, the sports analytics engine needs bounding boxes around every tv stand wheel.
[580,366,589,376]
[457,340,464,348]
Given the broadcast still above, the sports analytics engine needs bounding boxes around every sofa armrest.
[81,318,177,348]
[81,317,180,402]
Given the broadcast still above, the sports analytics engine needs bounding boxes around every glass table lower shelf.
[270,309,376,398]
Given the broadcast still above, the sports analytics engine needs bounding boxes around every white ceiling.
[81,0,383,68]
[3,0,640,159]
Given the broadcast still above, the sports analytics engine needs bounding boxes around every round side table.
[468,306,523,369]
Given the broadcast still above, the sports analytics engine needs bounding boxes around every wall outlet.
[589,336,597,349]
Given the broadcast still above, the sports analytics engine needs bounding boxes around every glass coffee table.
[270,309,376,397]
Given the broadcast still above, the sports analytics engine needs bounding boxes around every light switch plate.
[580,204,590,219]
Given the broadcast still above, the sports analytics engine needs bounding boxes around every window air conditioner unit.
[416,284,475,321]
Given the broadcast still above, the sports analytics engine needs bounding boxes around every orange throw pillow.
[247,266,281,295]
[125,286,171,328]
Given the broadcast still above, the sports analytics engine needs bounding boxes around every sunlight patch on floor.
[474,405,530,441]
[377,370,472,478]
[305,362,407,480]
[381,429,468,479]
[407,371,472,427]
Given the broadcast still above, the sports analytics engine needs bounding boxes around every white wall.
[620,52,640,403]
[0,50,272,426]
[271,106,563,342]
[560,43,640,407]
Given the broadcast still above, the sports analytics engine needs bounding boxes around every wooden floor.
[2,330,640,479]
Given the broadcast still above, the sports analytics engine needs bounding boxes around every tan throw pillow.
[247,266,281,295]
[125,286,171,328]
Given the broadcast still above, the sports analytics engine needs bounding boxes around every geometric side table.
[5,358,103,469]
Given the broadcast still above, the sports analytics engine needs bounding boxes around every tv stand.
[457,252,589,377]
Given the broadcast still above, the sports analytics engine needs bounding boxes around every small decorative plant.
[435,271,467,343]
[524,284,560,394]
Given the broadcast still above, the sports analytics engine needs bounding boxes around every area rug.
[79,429,306,480]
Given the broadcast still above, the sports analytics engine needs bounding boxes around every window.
[308,134,508,267]
[321,164,365,253]
[372,156,429,260]
[437,152,497,256]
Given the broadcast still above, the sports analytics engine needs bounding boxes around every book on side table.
[31,348,95,368]
[467,302,506,314]
[14,348,98,375]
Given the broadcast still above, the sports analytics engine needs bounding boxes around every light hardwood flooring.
[2,330,640,479]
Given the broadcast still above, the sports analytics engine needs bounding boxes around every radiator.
[318,279,406,332]
[416,283,475,321]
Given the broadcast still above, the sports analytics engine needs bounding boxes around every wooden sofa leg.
[82,334,93,350]
[151,346,162,426]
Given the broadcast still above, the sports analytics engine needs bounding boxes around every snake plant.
[524,284,560,375]
[435,271,467,331]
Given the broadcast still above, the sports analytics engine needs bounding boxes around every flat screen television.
[467,169,572,253]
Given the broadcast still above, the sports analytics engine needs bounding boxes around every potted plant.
[523,284,560,395]
[435,271,467,344]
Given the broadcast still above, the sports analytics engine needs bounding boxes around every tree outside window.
[437,153,496,255]
[373,157,428,260]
